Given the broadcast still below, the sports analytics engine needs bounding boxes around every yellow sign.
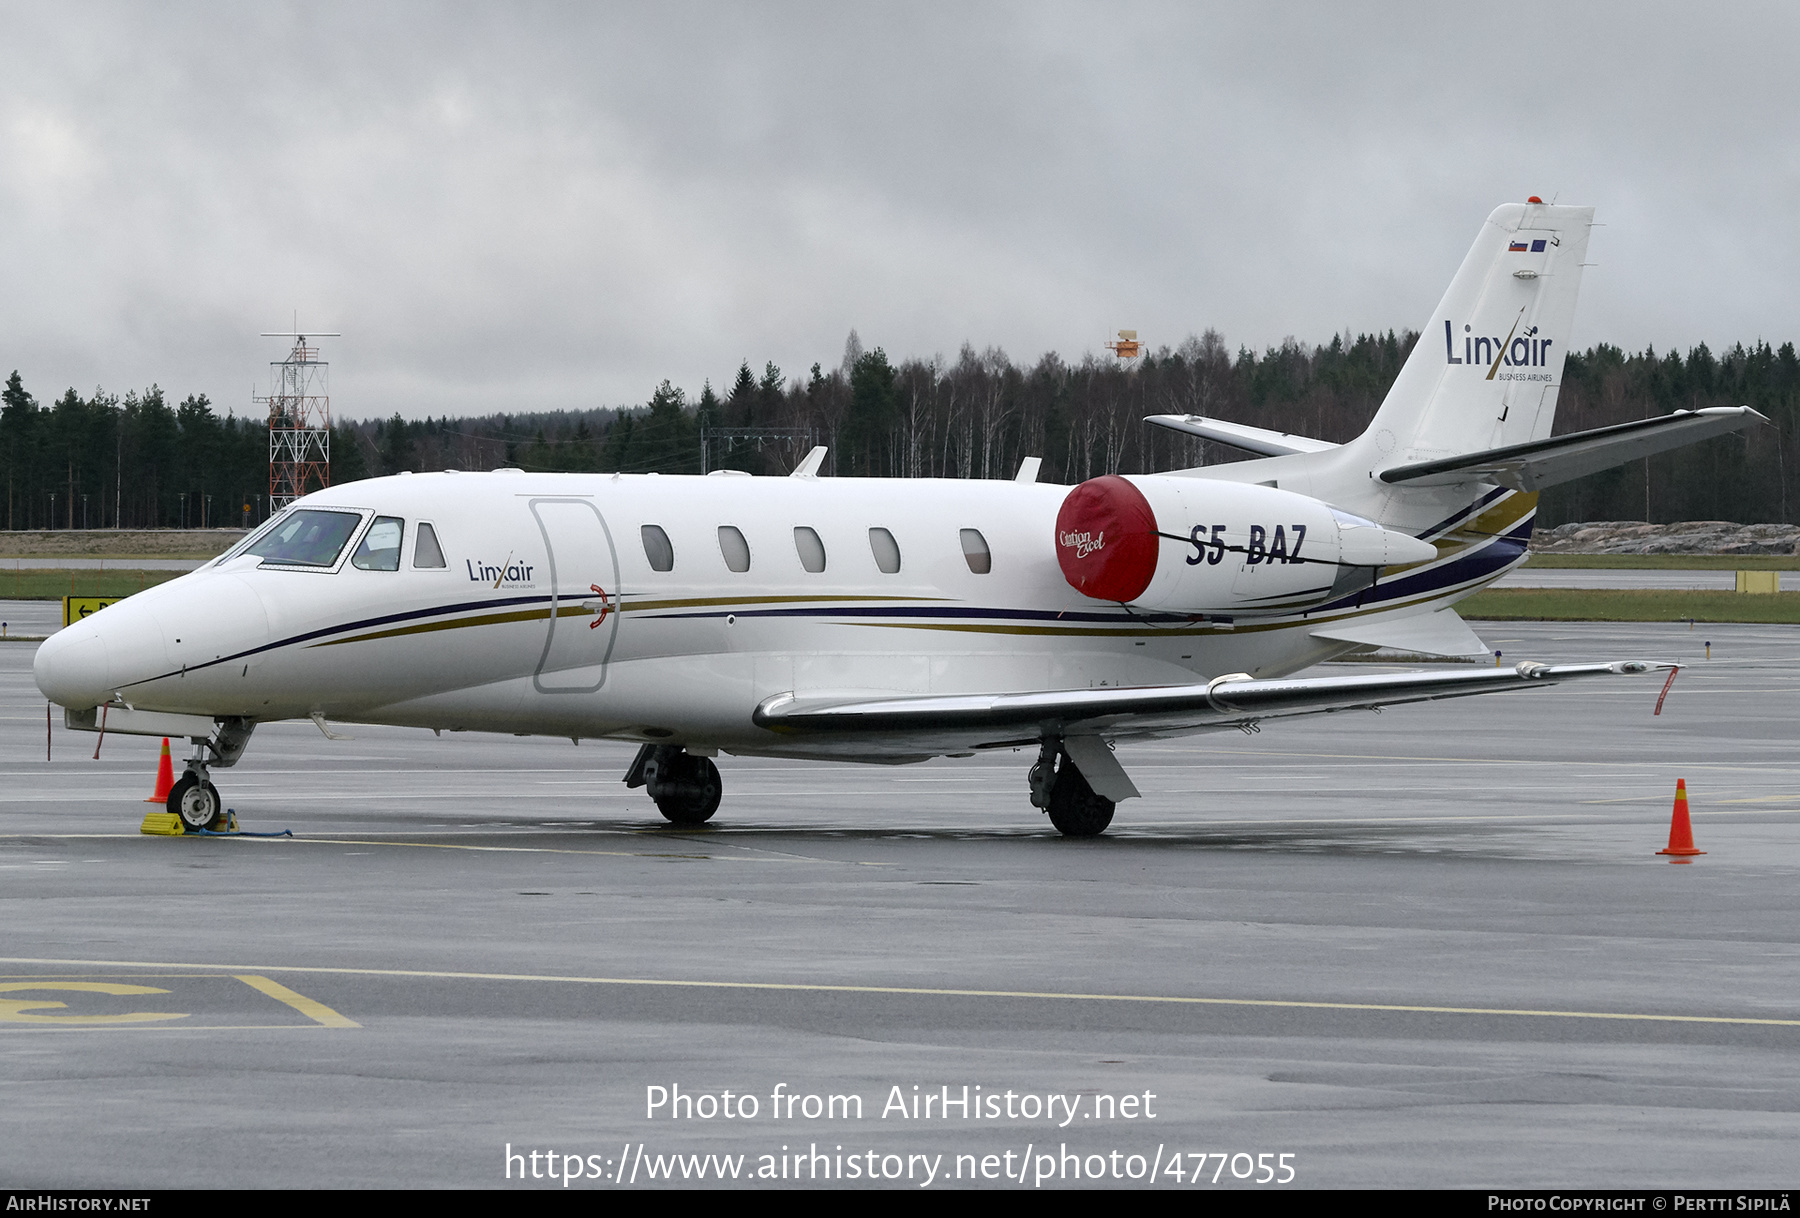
[1735,570,1780,594]
[62,596,122,627]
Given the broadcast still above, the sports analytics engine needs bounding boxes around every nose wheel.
[168,770,225,832]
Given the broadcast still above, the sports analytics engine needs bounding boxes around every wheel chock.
[192,810,294,839]
[1657,779,1706,861]
[142,807,292,839]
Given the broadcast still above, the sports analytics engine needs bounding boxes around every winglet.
[791,447,828,478]
[1015,456,1043,483]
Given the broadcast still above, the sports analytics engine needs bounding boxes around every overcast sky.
[2,2,1796,421]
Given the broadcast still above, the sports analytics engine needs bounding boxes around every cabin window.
[960,528,992,574]
[794,526,827,573]
[641,525,675,572]
[718,525,751,573]
[351,516,405,571]
[868,527,901,574]
[247,509,361,567]
[413,522,447,568]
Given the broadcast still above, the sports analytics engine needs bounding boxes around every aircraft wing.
[753,660,1671,749]
[1379,406,1766,491]
[1145,413,1340,457]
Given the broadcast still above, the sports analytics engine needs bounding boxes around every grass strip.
[1523,553,1800,570]
[1462,587,1800,623]
[0,569,184,600]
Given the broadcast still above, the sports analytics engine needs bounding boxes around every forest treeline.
[4,330,1797,531]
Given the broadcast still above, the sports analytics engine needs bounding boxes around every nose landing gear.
[167,719,257,832]
[168,768,224,831]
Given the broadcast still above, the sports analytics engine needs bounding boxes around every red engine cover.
[1055,475,1160,602]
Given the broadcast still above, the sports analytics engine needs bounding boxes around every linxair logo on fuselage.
[1444,320,1554,382]
[466,555,537,587]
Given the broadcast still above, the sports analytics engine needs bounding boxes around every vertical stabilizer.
[1353,203,1592,469]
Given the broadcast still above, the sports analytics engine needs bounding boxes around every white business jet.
[35,201,1762,836]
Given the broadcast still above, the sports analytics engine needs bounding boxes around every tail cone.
[1657,778,1705,860]
[145,738,174,804]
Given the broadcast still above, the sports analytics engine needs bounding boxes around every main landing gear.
[625,744,722,825]
[1028,740,1116,838]
[167,719,257,832]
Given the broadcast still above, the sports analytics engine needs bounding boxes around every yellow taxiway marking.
[0,973,355,1030]
[0,832,788,861]
[234,974,359,1028]
[281,837,759,861]
[1171,748,1711,766]
[1578,801,1800,815]
[0,957,1794,1029]
[0,981,185,1025]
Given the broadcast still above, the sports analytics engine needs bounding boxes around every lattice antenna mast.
[256,329,339,511]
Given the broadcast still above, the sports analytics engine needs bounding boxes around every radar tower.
[256,329,339,511]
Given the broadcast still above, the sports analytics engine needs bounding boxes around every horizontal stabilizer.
[1311,609,1488,659]
[1145,414,1339,458]
[1380,407,1766,491]
[754,660,1669,746]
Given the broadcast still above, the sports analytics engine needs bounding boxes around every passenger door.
[529,498,620,693]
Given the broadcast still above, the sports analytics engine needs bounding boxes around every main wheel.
[1046,760,1114,837]
[652,755,722,825]
[168,773,225,832]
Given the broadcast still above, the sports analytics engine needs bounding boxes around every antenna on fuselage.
[790,446,829,478]
[255,327,340,514]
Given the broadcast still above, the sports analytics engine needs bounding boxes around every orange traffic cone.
[1657,779,1705,860]
[145,738,174,804]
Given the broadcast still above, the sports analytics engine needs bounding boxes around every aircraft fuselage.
[34,467,1489,760]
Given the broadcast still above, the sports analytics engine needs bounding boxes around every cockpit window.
[246,509,363,567]
[215,512,288,565]
[414,522,447,568]
[352,516,405,571]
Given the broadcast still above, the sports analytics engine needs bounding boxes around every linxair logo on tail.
[1444,318,1554,382]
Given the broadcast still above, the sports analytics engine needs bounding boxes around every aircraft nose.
[34,620,112,708]
[34,595,173,709]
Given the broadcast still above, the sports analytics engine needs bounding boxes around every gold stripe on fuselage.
[304,496,1533,650]
[308,594,946,648]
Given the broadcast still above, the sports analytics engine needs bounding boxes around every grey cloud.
[0,1,1795,419]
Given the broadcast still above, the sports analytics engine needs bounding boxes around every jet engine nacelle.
[1054,475,1438,615]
